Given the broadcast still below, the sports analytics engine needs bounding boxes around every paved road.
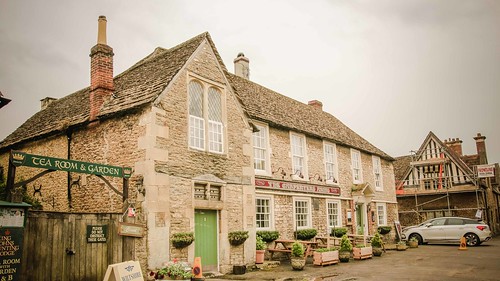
[211,237,500,281]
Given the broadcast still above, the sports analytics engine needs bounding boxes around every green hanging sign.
[10,151,132,178]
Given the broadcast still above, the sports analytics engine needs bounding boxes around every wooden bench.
[268,248,291,260]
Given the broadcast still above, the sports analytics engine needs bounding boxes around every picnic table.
[268,239,318,260]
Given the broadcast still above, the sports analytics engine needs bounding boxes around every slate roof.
[225,72,393,160]
[0,32,223,150]
[393,155,412,181]
[1,31,392,161]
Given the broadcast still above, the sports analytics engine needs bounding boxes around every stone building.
[395,131,500,233]
[0,16,398,276]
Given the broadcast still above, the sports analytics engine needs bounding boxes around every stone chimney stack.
[89,15,114,122]
[444,137,463,156]
[473,133,488,164]
[308,100,323,111]
[40,97,57,110]
[234,53,249,79]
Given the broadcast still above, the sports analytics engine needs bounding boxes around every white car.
[401,217,492,246]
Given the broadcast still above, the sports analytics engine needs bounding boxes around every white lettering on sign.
[477,164,495,178]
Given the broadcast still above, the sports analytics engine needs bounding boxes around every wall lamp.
[272,167,287,179]
[290,169,304,179]
[309,173,323,182]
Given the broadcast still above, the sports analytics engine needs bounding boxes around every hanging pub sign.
[10,150,132,178]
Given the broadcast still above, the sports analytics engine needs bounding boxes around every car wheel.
[464,233,480,246]
[408,233,423,245]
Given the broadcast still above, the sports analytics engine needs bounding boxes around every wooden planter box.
[313,250,339,266]
[353,246,372,260]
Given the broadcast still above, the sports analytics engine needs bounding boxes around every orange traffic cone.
[459,237,467,251]
[192,257,203,280]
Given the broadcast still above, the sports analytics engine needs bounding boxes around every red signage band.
[255,179,341,196]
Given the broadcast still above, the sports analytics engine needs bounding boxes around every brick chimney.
[444,138,463,156]
[234,52,249,79]
[308,100,323,111]
[89,15,114,122]
[473,133,488,164]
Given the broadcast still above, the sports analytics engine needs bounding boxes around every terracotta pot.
[256,250,265,264]
[409,241,418,248]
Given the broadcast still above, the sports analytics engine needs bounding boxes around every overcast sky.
[1,0,499,165]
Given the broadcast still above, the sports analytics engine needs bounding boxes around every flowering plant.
[149,259,193,280]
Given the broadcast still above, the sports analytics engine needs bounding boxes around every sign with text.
[10,150,132,178]
[118,222,145,238]
[103,260,144,281]
[255,179,341,196]
[86,225,108,243]
[0,228,23,281]
[477,164,495,178]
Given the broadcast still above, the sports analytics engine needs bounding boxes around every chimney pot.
[97,16,107,45]
[474,133,488,164]
[308,100,323,111]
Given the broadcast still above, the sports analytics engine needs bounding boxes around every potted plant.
[171,232,194,248]
[255,236,266,264]
[313,247,339,266]
[396,241,407,251]
[330,227,348,238]
[294,228,317,240]
[290,241,306,270]
[353,244,373,260]
[370,232,383,257]
[377,226,392,235]
[228,231,249,246]
[256,230,280,243]
[150,260,193,280]
[338,234,352,262]
[408,237,419,248]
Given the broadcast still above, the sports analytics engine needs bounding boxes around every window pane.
[189,116,204,149]
[324,144,338,183]
[327,201,339,227]
[295,200,309,228]
[253,125,267,171]
[208,121,223,153]
[256,198,271,228]
[189,81,203,117]
[292,135,305,174]
[208,87,222,122]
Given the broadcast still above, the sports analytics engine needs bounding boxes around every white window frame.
[372,156,383,191]
[293,197,312,230]
[188,77,225,154]
[351,149,363,184]
[252,122,270,175]
[256,195,274,230]
[323,142,339,185]
[376,202,387,226]
[290,133,308,180]
[326,199,342,234]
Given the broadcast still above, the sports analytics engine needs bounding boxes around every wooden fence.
[21,211,135,280]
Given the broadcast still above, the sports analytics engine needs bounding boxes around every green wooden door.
[195,210,218,271]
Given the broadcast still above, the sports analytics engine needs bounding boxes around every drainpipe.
[67,130,73,209]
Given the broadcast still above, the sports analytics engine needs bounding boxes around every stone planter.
[291,257,306,270]
[339,250,351,262]
[313,250,339,266]
[408,240,418,248]
[372,247,383,257]
[396,243,407,251]
[353,246,373,260]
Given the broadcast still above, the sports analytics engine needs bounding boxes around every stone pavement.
[206,238,500,281]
